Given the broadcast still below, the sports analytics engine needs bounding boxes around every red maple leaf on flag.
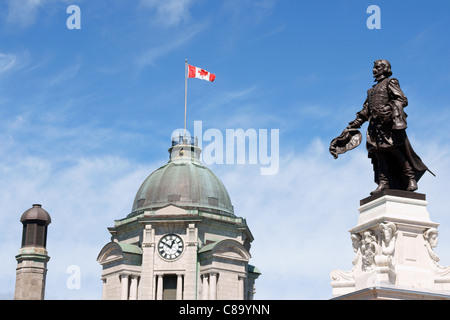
[198,69,209,76]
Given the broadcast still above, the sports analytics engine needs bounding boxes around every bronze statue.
[330,59,434,195]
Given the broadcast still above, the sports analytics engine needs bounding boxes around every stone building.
[14,204,52,300]
[97,136,261,300]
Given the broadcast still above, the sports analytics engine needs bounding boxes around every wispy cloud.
[4,0,72,28]
[0,106,161,298]
[0,152,155,299]
[135,23,207,69]
[139,0,195,28]
[6,0,44,27]
[0,53,17,73]
[253,24,286,42]
[198,85,257,113]
[47,62,81,87]
[0,51,33,81]
[221,0,276,25]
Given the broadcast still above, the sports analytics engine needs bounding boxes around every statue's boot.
[371,153,390,195]
[371,178,390,195]
[393,148,418,192]
[405,165,418,191]
[407,179,418,191]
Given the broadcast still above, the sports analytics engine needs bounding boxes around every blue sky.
[1,0,450,300]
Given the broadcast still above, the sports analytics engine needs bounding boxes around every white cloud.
[4,0,73,28]
[135,23,207,69]
[47,62,81,87]
[6,0,43,27]
[139,0,195,27]
[220,0,276,24]
[0,51,33,80]
[197,85,257,114]
[0,53,17,73]
[0,152,157,299]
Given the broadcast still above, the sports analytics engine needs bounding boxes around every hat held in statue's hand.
[329,129,362,159]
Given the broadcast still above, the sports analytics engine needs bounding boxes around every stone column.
[209,273,217,300]
[101,277,107,300]
[140,224,155,300]
[120,274,129,300]
[176,274,183,300]
[156,274,163,300]
[129,275,138,300]
[248,282,255,300]
[152,274,157,300]
[238,275,245,300]
[183,223,198,299]
[202,274,209,300]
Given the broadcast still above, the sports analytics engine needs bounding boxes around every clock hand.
[163,240,171,250]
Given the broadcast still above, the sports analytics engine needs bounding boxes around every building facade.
[97,136,260,300]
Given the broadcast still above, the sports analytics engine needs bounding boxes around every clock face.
[158,234,184,260]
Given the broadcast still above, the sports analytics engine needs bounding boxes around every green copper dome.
[131,136,234,216]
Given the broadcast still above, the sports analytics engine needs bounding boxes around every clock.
[158,234,184,260]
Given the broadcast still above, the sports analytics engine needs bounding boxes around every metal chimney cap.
[20,204,51,225]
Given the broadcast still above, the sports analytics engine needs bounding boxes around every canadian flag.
[188,65,216,82]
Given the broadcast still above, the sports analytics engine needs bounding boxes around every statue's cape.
[329,129,362,159]
[370,131,435,189]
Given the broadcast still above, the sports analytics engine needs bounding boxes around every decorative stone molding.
[423,227,450,284]
[424,228,440,264]
[375,222,397,267]
[351,233,361,267]
[330,269,355,283]
[360,230,378,271]
[347,222,397,272]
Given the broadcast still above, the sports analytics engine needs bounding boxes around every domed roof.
[131,137,234,216]
[20,204,51,225]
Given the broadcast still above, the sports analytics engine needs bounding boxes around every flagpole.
[184,59,188,137]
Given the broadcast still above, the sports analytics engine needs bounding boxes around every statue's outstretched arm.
[347,100,369,129]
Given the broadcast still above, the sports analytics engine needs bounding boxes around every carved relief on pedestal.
[351,222,398,271]
[424,228,450,278]
[351,233,361,267]
[360,230,378,271]
[331,222,398,285]
[375,222,397,267]
[330,269,355,283]
[330,234,361,283]
[424,228,440,264]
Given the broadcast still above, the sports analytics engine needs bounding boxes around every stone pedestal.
[330,190,450,300]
